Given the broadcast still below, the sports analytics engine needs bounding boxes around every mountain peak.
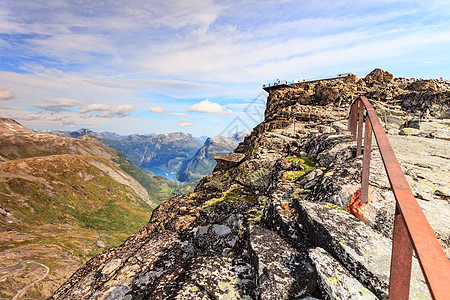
[0,118,34,135]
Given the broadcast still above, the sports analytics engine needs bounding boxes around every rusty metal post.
[356,101,364,156]
[348,102,357,140]
[360,118,372,204]
[348,96,450,300]
[389,205,413,300]
[347,104,353,132]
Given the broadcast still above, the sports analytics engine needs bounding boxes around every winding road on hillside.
[0,260,50,300]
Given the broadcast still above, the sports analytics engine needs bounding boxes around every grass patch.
[284,170,306,181]
[283,156,318,181]
[247,196,268,225]
[202,188,257,213]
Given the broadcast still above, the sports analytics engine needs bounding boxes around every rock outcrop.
[52,69,449,299]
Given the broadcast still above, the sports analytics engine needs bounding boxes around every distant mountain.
[176,132,248,182]
[0,118,177,298]
[98,132,127,140]
[47,130,203,179]
[194,135,208,144]
[45,129,127,141]
[99,132,202,178]
[43,128,246,185]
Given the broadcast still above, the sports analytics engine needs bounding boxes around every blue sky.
[0,0,449,137]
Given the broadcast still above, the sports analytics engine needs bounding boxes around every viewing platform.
[263,73,354,92]
[262,82,291,92]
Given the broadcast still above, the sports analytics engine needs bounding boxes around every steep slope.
[0,119,175,299]
[176,132,247,182]
[52,70,449,299]
[47,130,202,180]
[1,119,177,204]
[0,119,125,163]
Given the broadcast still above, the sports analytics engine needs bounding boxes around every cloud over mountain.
[176,119,195,127]
[81,104,134,118]
[188,99,232,114]
[0,88,14,100]
[35,98,85,112]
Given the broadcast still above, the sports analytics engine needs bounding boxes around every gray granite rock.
[309,247,377,299]
[250,226,316,299]
[295,200,430,299]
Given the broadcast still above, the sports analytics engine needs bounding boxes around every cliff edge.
[52,69,450,299]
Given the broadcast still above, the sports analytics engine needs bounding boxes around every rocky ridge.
[52,69,449,299]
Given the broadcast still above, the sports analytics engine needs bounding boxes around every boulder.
[315,84,341,105]
[344,74,360,84]
[399,128,421,136]
[214,153,246,171]
[309,247,377,299]
[307,158,361,209]
[397,91,450,119]
[250,226,316,299]
[364,69,394,85]
[235,158,276,189]
[407,80,438,92]
[296,169,323,188]
[295,200,430,299]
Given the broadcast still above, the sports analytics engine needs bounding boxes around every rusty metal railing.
[348,96,450,300]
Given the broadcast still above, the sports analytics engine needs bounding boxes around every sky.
[0,0,449,137]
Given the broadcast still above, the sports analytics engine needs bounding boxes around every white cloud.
[81,104,134,118]
[176,119,195,127]
[1,0,450,136]
[35,98,85,112]
[0,88,14,100]
[149,105,165,113]
[168,112,187,116]
[188,99,232,114]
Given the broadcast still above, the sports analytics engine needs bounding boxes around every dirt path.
[0,260,50,300]
[0,262,26,281]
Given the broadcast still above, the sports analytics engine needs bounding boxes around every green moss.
[284,170,306,181]
[202,188,257,213]
[286,156,316,170]
[284,156,320,182]
[191,286,200,292]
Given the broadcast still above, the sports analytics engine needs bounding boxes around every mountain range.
[176,132,247,182]
[0,119,247,298]
[47,129,247,184]
[0,118,176,298]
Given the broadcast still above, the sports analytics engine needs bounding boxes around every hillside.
[52,69,449,299]
[176,132,247,182]
[0,119,176,299]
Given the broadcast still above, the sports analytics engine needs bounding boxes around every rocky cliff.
[52,69,449,299]
[176,132,248,183]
